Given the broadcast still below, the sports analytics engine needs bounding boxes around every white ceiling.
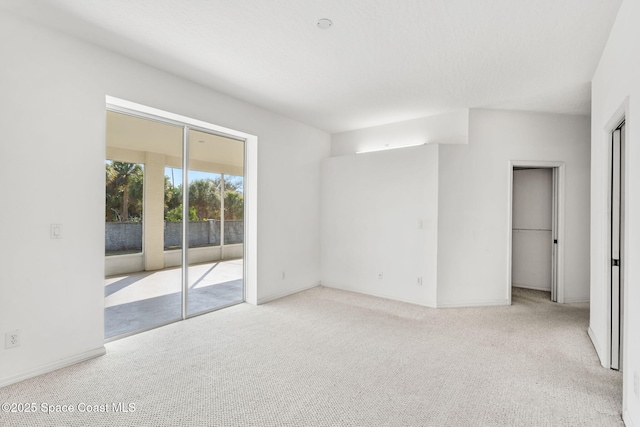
[1,0,622,133]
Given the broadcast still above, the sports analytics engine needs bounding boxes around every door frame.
[603,101,628,372]
[609,119,626,371]
[105,96,259,327]
[507,160,566,305]
[600,97,630,418]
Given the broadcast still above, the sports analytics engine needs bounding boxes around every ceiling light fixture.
[317,18,332,29]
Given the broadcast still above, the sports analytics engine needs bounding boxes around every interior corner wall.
[320,145,439,306]
[0,11,330,385]
[590,0,640,423]
[437,109,591,307]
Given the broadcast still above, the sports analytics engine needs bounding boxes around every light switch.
[50,224,62,239]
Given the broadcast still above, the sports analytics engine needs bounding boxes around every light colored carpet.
[0,286,623,426]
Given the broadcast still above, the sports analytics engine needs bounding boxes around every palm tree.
[224,190,244,220]
[110,161,142,221]
[188,179,219,220]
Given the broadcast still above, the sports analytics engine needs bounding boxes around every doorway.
[508,161,564,304]
[104,100,250,340]
[610,120,625,371]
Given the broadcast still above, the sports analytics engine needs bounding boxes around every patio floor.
[104,259,243,339]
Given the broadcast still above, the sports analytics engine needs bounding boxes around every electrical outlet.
[378,272,383,279]
[5,330,20,349]
[417,277,423,286]
[634,372,639,398]
[50,224,63,239]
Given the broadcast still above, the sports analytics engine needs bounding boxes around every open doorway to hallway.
[104,106,246,340]
[509,162,564,304]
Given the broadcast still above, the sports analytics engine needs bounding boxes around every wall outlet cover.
[5,330,20,349]
[50,224,63,239]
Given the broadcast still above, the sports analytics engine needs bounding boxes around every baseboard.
[624,410,637,427]
[564,296,590,303]
[512,284,552,292]
[320,282,436,308]
[588,326,607,368]
[437,299,510,308]
[0,346,106,388]
[257,282,320,304]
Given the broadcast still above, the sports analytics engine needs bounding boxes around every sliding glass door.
[104,109,245,340]
[186,129,245,316]
[105,111,183,339]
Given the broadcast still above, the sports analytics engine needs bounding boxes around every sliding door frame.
[105,96,258,337]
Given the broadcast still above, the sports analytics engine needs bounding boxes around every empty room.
[1,1,639,426]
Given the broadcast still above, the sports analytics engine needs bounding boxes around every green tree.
[105,161,143,222]
[128,169,144,219]
[224,190,244,220]
[112,162,141,221]
[162,173,244,222]
[164,177,182,219]
[165,205,198,221]
[189,179,220,220]
[222,175,244,220]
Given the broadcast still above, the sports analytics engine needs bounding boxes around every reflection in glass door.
[186,129,245,316]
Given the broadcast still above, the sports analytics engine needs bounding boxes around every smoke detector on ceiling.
[317,18,332,29]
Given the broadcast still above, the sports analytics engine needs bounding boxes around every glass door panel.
[186,129,245,316]
[104,111,183,339]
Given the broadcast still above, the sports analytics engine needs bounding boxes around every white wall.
[590,0,640,423]
[0,12,329,385]
[331,109,469,156]
[437,109,590,306]
[512,168,553,291]
[326,109,589,309]
[321,145,439,306]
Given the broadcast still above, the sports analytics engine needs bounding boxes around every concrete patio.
[104,259,243,339]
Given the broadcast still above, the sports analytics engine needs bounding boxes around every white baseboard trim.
[624,410,637,427]
[564,296,590,303]
[257,282,320,304]
[0,346,106,388]
[437,299,510,308]
[320,282,436,308]
[512,284,552,292]
[587,326,607,368]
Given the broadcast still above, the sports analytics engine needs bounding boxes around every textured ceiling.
[1,0,622,133]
